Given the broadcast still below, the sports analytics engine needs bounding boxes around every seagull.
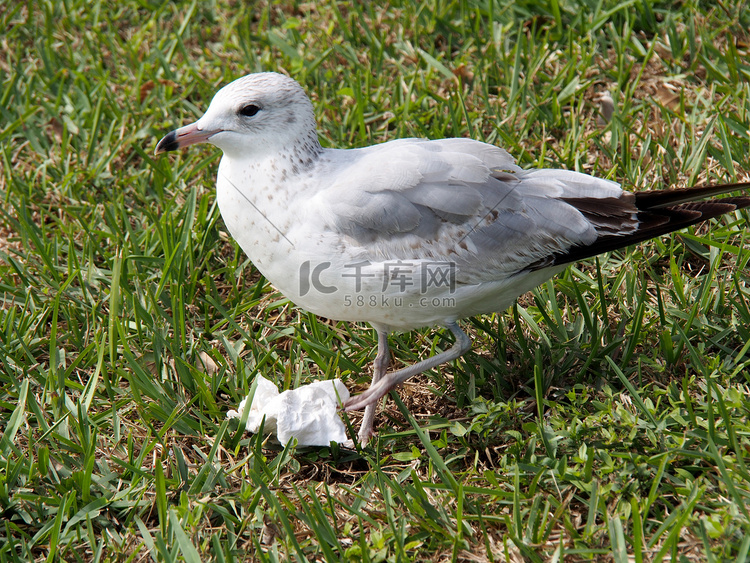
[156,72,750,445]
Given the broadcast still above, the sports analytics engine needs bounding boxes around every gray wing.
[312,138,636,282]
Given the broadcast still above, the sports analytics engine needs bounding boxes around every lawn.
[2,0,750,561]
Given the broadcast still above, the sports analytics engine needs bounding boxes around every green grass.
[2,0,750,560]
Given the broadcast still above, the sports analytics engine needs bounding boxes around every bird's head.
[155,72,319,160]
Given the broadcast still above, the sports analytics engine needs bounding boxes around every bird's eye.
[239,104,261,117]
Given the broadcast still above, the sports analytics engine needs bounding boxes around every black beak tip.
[155,130,179,155]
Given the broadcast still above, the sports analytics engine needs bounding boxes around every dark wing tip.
[533,192,750,270]
[634,181,750,209]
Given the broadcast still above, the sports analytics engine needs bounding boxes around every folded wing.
[312,139,750,283]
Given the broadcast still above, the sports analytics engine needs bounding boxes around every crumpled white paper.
[227,376,354,448]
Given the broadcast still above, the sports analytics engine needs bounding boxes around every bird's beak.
[155,122,220,154]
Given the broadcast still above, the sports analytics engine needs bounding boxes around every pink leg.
[347,322,471,434]
[357,328,390,445]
